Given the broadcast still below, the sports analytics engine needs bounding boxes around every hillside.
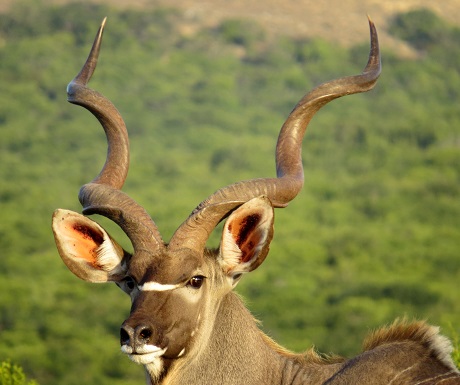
[2,0,460,56]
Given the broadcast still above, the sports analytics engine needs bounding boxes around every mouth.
[121,344,167,365]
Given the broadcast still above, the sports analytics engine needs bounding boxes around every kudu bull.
[52,18,460,384]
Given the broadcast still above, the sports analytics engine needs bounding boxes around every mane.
[259,327,344,365]
[363,318,458,372]
[235,292,344,366]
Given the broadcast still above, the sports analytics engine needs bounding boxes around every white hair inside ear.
[218,196,274,281]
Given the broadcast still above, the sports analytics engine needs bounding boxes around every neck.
[152,292,342,385]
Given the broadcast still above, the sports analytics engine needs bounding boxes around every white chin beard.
[144,359,165,383]
[124,352,165,383]
[127,351,165,365]
[121,344,167,381]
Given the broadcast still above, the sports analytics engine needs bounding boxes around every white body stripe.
[140,281,180,292]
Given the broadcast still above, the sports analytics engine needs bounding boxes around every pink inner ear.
[231,214,262,263]
[63,220,104,266]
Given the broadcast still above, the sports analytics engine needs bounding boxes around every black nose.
[120,324,153,347]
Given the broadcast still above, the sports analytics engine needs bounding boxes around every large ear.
[219,196,274,284]
[52,209,129,283]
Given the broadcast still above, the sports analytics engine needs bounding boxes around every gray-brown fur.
[149,292,459,384]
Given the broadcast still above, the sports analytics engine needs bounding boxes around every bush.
[0,361,38,385]
[389,9,454,52]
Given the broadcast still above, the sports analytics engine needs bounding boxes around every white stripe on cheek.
[140,281,180,291]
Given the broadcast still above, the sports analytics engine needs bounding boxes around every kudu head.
[52,17,380,381]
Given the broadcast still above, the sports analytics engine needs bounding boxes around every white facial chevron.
[139,281,180,292]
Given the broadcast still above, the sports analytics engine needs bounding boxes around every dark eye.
[124,276,137,291]
[188,276,205,289]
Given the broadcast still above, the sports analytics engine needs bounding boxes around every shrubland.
[0,2,459,383]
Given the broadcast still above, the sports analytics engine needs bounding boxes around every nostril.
[121,324,154,346]
[137,326,153,342]
[120,326,132,346]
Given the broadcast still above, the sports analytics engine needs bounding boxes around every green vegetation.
[0,361,38,385]
[453,330,460,368]
[0,2,459,383]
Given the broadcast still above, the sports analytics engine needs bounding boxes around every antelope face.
[118,251,209,364]
[52,197,274,377]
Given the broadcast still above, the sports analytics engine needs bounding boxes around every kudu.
[52,18,460,385]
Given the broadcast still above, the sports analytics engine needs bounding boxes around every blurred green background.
[0,1,459,383]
